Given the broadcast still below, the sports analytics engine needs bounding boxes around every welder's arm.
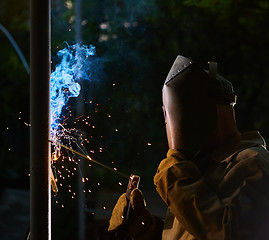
[154,149,232,239]
[108,189,163,240]
[154,149,267,240]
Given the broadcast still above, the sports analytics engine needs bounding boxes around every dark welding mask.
[162,55,236,158]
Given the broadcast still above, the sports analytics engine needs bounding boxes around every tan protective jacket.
[154,131,269,240]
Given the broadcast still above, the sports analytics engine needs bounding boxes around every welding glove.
[108,189,163,239]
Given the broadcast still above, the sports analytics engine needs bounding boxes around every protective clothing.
[109,131,269,240]
[162,56,236,157]
[154,131,269,240]
[108,188,163,239]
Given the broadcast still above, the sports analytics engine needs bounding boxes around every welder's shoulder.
[236,146,269,175]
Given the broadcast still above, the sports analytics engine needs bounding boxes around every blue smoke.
[50,43,96,135]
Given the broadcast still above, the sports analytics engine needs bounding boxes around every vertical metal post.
[30,0,51,239]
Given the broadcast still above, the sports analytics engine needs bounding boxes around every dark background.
[1,0,269,239]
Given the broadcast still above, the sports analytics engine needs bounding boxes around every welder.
[108,55,269,240]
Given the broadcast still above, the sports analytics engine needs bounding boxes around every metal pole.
[30,0,51,239]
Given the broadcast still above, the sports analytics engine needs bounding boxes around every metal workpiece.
[30,0,51,239]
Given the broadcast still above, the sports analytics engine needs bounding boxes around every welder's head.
[162,55,236,157]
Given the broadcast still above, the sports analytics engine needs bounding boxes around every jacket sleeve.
[154,148,269,240]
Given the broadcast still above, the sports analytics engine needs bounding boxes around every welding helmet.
[162,55,236,157]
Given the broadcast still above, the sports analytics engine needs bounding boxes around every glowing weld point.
[103,207,106,210]
[87,156,92,160]
[82,178,85,182]
[119,182,122,186]
[121,215,124,219]
[114,168,117,171]
[147,143,152,146]
[141,222,145,225]
[62,205,64,208]
[88,190,91,193]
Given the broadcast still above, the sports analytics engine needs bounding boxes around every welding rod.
[49,140,129,179]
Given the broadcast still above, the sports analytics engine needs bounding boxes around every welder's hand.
[108,189,153,239]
